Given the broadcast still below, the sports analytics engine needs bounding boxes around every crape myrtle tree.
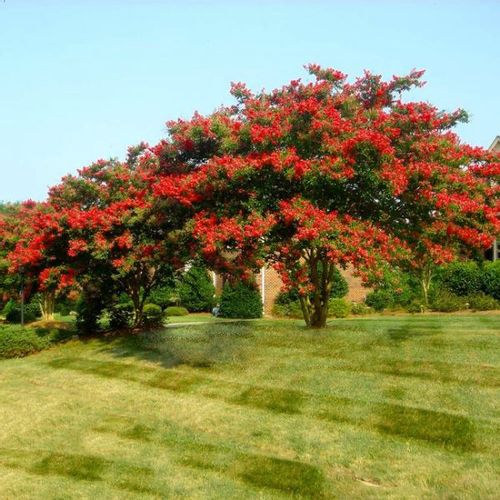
[44,144,187,329]
[5,144,189,331]
[154,65,499,328]
[0,200,75,320]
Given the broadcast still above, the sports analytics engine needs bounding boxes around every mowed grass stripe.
[0,315,499,498]
[45,353,499,454]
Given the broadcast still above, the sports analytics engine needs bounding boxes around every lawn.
[0,315,499,498]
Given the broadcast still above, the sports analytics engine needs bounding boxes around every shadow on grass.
[46,320,492,454]
[0,448,156,495]
[93,415,326,498]
[318,395,478,453]
[47,354,484,453]
[103,322,255,370]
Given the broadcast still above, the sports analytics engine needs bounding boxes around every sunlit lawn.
[0,314,499,498]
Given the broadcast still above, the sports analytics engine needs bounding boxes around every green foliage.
[109,302,134,330]
[430,291,468,312]
[3,299,41,323]
[219,281,262,319]
[467,293,499,311]
[0,325,72,359]
[365,290,394,311]
[274,297,355,318]
[350,302,373,315]
[437,262,482,296]
[405,299,425,313]
[142,304,164,328]
[481,260,500,300]
[55,295,78,316]
[329,267,349,298]
[274,289,300,306]
[178,266,215,312]
[275,268,348,305]
[76,292,105,335]
[328,298,351,318]
[148,285,178,310]
[272,301,303,318]
[165,306,189,317]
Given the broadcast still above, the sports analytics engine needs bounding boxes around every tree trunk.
[421,265,433,309]
[40,290,55,321]
[300,256,335,329]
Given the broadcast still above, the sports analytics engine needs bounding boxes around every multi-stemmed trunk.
[299,253,337,328]
[39,290,56,321]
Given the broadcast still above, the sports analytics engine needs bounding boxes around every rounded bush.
[481,261,500,300]
[365,290,394,312]
[4,300,41,324]
[467,293,499,311]
[165,306,189,317]
[350,302,373,315]
[142,303,164,328]
[219,281,262,319]
[438,262,482,296]
[328,298,351,318]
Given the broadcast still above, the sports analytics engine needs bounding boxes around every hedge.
[0,325,73,359]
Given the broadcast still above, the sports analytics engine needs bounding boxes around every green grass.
[166,312,235,324]
[0,315,499,498]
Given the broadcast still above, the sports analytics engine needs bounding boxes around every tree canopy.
[1,65,498,328]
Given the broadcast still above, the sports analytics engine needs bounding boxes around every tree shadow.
[95,321,256,370]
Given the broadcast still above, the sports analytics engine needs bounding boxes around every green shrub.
[142,303,164,328]
[0,325,73,359]
[481,260,500,300]
[328,267,349,298]
[178,266,215,312]
[76,292,106,335]
[328,298,351,318]
[405,299,425,313]
[219,281,262,319]
[165,306,189,317]
[350,302,373,315]
[467,293,499,311]
[109,302,134,330]
[274,289,300,306]
[274,298,354,318]
[275,268,348,306]
[437,262,482,296]
[148,285,178,310]
[4,300,41,323]
[55,296,78,316]
[272,301,303,318]
[430,291,468,312]
[365,290,394,312]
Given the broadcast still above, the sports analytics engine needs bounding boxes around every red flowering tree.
[0,200,75,320]
[3,143,188,330]
[44,144,187,328]
[154,65,499,327]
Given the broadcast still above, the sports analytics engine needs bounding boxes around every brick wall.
[212,265,369,316]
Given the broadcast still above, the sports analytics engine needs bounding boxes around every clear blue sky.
[1,0,499,201]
